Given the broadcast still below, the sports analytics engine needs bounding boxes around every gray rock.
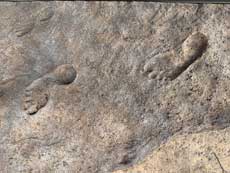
[0,2,230,173]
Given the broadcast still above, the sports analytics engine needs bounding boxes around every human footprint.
[23,64,77,115]
[142,32,208,81]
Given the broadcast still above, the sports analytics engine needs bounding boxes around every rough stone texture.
[114,128,230,173]
[1,2,230,173]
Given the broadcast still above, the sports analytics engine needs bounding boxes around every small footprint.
[23,64,77,115]
[14,22,35,37]
[14,7,54,37]
[142,32,208,81]
[37,7,54,22]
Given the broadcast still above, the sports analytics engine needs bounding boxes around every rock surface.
[0,2,230,173]
[114,128,230,173]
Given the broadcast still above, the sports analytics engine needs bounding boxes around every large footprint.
[23,64,76,115]
[143,32,208,81]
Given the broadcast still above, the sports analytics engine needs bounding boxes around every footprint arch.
[22,64,77,115]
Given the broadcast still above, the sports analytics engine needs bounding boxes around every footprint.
[142,32,208,81]
[14,22,35,37]
[37,7,54,22]
[23,64,77,115]
[13,7,54,38]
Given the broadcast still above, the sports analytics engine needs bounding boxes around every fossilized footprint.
[37,7,54,22]
[14,22,35,37]
[14,7,54,37]
[23,64,76,115]
[143,32,208,81]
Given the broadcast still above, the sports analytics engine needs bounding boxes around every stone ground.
[114,128,230,173]
[0,2,230,173]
